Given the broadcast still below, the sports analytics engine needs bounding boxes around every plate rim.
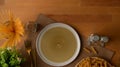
[36,23,81,66]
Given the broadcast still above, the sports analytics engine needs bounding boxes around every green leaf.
[0,47,25,67]
[2,63,8,67]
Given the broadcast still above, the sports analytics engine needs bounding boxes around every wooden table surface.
[0,0,120,66]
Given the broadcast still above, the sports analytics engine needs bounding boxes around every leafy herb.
[0,47,25,67]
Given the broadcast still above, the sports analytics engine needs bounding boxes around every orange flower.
[0,11,24,48]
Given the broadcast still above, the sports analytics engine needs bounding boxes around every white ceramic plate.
[36,23,81,66]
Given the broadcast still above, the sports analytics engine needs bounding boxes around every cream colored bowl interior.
[36,23,81,66]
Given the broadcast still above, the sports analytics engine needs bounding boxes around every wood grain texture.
[0,0,5,5]
[48,15,120,65]
[0,0,120,66]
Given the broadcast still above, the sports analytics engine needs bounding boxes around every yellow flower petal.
[0,11,24,48]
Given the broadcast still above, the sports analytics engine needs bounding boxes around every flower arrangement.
[0,10,25,67]
[0,10,24,48]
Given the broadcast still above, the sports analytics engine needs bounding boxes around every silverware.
[24,40,34,67]
[24,22,38,67]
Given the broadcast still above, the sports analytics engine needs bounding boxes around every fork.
[24,40,34,67]
[24,22,38,67]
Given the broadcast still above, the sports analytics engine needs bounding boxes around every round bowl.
[36,23,81,66]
